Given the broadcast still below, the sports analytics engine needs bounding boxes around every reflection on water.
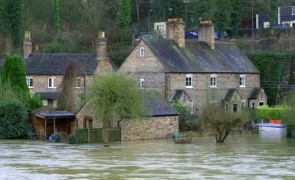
[1,134,295,180]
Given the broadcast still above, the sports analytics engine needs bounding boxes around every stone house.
[22,31,115,107]
[119,18,267,114]
[76,90,179,140]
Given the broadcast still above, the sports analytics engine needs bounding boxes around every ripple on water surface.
[1,135,295,179]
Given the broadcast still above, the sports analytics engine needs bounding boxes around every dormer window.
[210,74,217,88]
[140,47,144,57]
[239,74,246,87]
[186,74,193,88]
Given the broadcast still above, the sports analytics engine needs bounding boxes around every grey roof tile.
[144,38,260,73]
[24,53,98,75]
[143,90,179,117]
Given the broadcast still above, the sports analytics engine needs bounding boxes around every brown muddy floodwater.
[1,133,295,180]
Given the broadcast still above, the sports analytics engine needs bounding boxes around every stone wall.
[168,73,261,111]
[27,75,93,94]
[119,40,167,96]
[120,116,179,141]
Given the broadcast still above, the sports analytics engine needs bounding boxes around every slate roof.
[222,89,237,101]
[143,38,260,73]
[169,89,191,102]
[143,90,179,117]
[24,53,99,75]
[37,91,61,100]
[248,87,263,99]
[35,111,76,119]
[280,6,295,21]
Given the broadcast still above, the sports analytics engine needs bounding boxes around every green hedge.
[255,105,286,122]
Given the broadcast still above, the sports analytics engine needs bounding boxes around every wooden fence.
[69,128,121,144]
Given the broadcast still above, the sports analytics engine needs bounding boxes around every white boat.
[259,123,286,132]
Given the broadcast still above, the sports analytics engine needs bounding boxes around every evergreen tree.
[269,0,278,28]
[116,0,132,27]
[213,0,233,37]
[0,54,30,102]
[53,0,60,34]
[0,0,24,49]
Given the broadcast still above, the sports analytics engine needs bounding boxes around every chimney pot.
[96,31,107,60]
[198,20,214,49]
[166,18,185,48]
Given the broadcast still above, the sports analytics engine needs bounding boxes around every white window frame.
[26,77,33,88]
[140,78,144,88]
[186,74,193,88]
[140,47,144,57]
[239,74,246,87]
[292,6,295,15]
[48,77,56,88]
[210,74,217,88]
[75,77,82,89]
[251,102,255,109]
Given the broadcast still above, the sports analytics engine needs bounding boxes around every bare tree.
[199,103,248,143]
[58,59,81,112]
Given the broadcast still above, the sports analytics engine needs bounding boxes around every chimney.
[198,20,214,49]
[96,31,107,60]
[23,31,32,58]
[166,18,185,48]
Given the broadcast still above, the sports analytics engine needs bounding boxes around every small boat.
[259,123,286,132]
[173,136,192,144]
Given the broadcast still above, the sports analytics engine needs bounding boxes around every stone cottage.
[22,31,115,108]
[76,90,179,140]
[119,18,267,114]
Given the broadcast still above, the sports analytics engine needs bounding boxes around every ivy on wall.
[249,52,294,106]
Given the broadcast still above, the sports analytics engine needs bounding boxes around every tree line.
[0,0,293,55]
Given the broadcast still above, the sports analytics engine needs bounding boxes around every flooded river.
[1,134,295,180]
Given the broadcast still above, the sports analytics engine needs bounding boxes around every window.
[140,47,144,57]
[140,78,144,88]
[259,101,264,106]
[210,74,217,88]
[26,77,33,88]
[225,104,229,111]
[48,77,56,88]
[157,25,164,30]
[239,74,246,87]
[186,74,193,88]
[233,104,238,112]
[76,78,82,88]
[251,102,255,109]
[292,6,295,15]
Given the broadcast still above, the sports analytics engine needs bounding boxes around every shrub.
[0,99,33,139]
[256,105,286,121]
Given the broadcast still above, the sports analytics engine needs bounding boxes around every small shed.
[32,111,76,139]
